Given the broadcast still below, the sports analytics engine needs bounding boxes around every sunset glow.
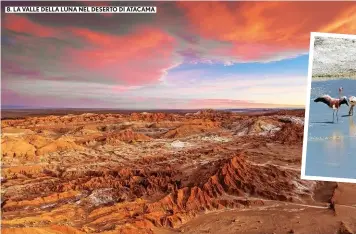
[2,1,356,109]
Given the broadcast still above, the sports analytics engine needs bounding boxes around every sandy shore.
[312,76,356,82]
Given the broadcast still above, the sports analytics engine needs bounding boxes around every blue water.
[305,79,356,179]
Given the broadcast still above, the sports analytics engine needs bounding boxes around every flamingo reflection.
[349,116,356,137]
[324,130,345,166]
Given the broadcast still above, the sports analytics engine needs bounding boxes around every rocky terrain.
[312,35,356,80]
[1,109,356,234]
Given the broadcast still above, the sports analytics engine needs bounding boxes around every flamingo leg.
[333,110,335,123]
[336,109,339,122]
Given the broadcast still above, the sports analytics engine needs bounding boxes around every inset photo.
[302,32,356,182]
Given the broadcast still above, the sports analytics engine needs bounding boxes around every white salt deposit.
[171,140,186,148]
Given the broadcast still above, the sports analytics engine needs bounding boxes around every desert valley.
[1,109,356,234]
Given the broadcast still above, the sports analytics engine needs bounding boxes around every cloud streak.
[177,2,356,64]
[3,14,180,86]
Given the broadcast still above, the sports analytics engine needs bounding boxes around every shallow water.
[305,79,356,179]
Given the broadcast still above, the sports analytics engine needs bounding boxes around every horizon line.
[1,106,305,111]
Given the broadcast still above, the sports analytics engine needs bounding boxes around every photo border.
[301,32,356,183]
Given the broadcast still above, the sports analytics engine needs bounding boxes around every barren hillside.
[1,110,356,234]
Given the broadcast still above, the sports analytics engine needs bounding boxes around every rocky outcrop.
[272,123,304,144]
[163,120,221,139]
[1,138,37,159]
[105,129,152,143]
[36,137,83,156]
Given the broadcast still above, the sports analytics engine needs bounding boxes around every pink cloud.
[2,60,41,78]
[188,99,251,107]
[2,88,59,107]
[213,43,300,62]
[177,2,356,62]
[176,31,200,44]
[4,15,178,86]
[3,15,57,38]
[111,85,142,93]
[1,88,112,108]
[66,27,177,85]
[80,1,113,17]
[112,86,129,92]
[187,99,288,109]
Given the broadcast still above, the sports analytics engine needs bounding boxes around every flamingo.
[338,87,343,98]
[314,95,349,122]
[349,96,356,116]
[339,87,355,116]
